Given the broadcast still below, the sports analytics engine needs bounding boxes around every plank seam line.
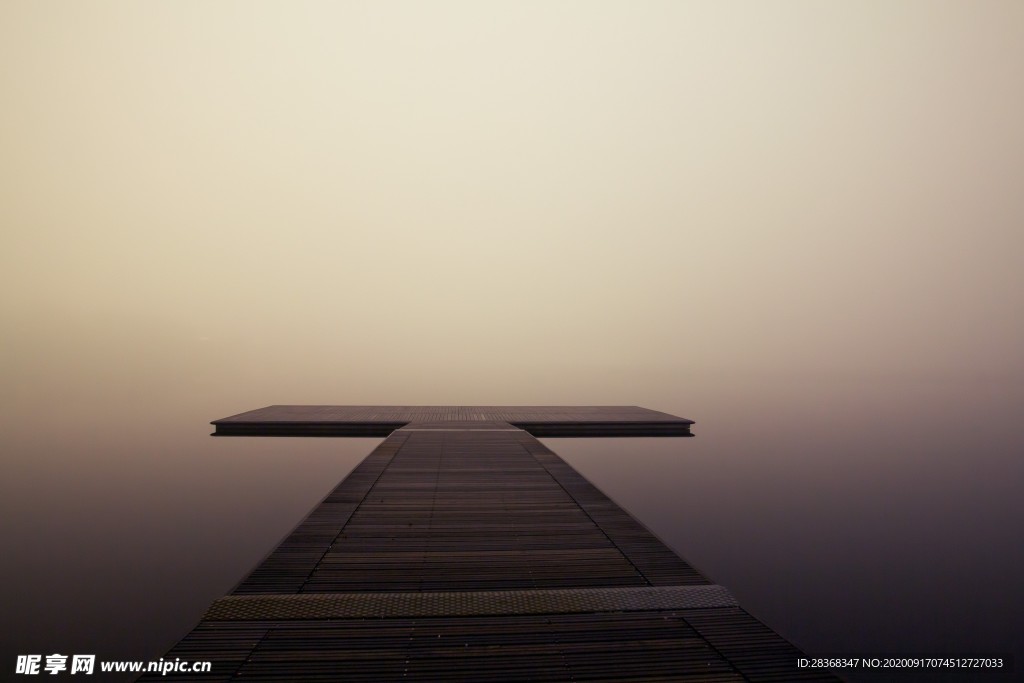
[204,585,739,620]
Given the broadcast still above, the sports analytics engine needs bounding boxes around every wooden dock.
[145,407,837,681]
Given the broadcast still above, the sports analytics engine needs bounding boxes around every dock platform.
[145,406,837,681]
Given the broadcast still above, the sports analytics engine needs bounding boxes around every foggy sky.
[3,1,1022,412]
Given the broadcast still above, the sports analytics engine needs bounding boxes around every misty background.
[2,2,1022,681]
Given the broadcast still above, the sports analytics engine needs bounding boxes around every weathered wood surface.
[211,405,694,436]
[144,409,838,681]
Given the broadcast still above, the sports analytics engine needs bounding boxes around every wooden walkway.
[145,407,837,681]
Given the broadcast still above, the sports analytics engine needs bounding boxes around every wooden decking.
[211,405,694,437]
[145,407,837,681]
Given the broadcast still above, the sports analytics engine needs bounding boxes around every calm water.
[2,377,1021,681]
